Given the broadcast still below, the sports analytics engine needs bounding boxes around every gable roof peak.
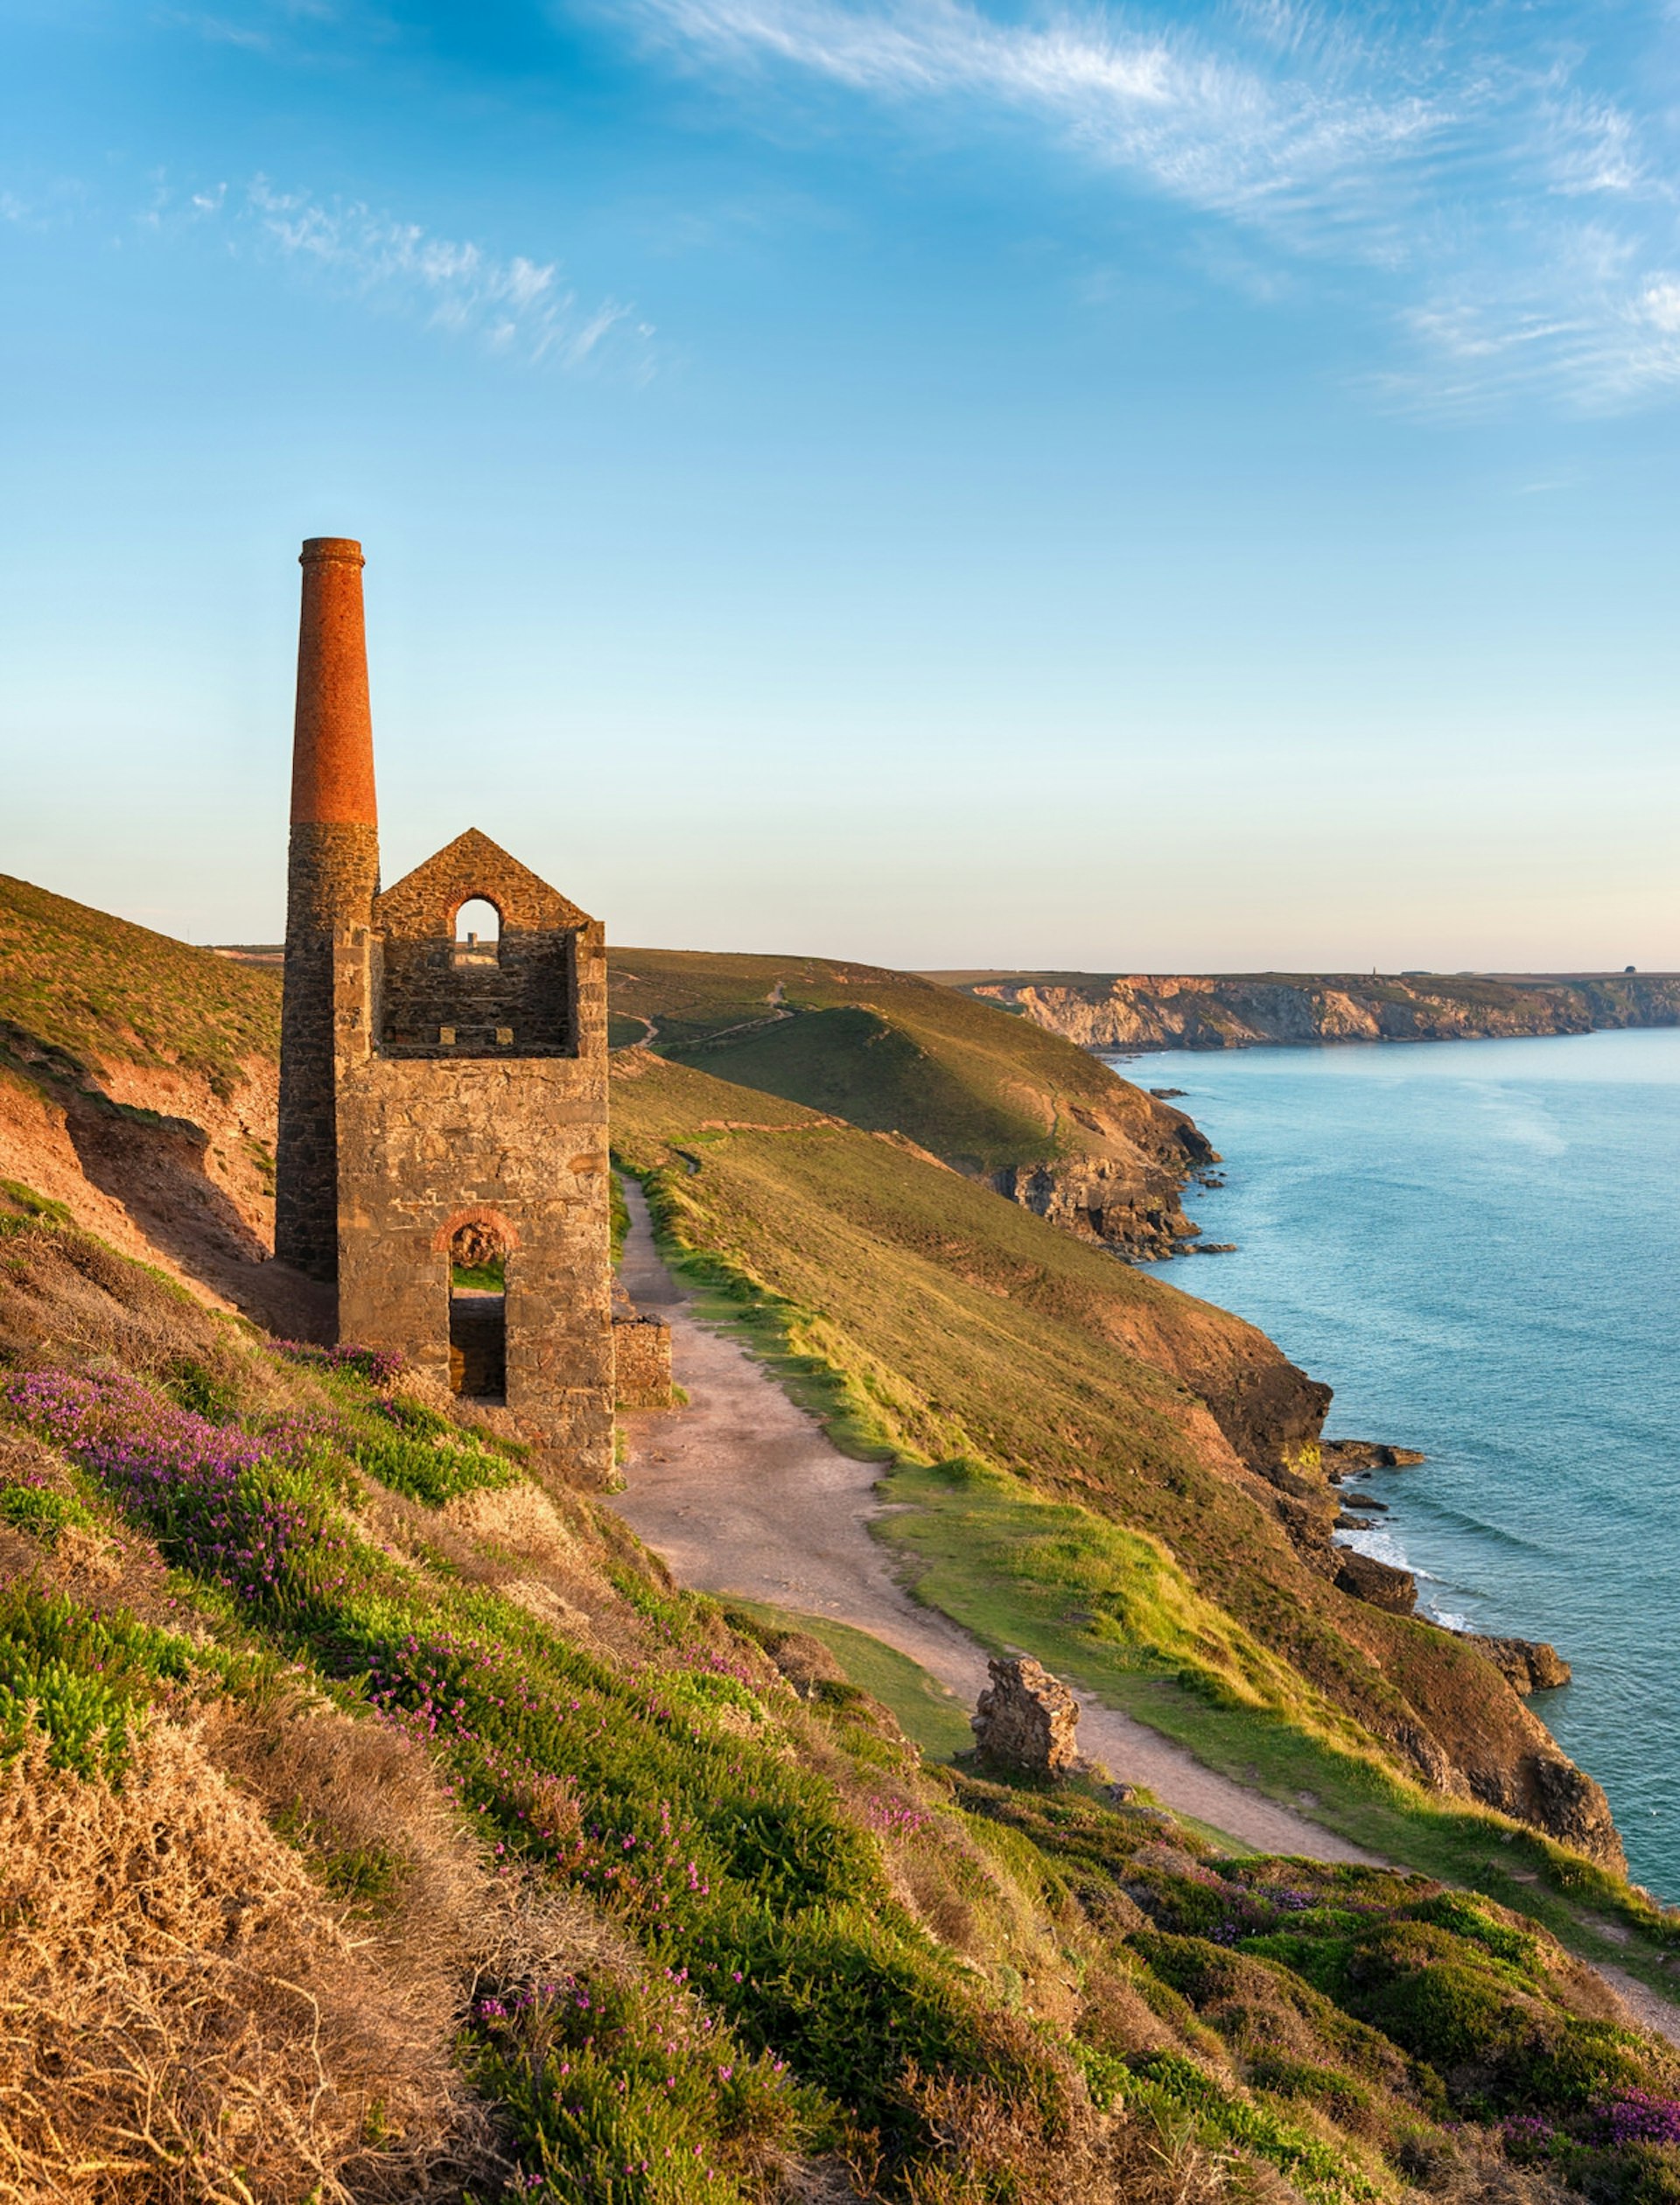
[374,828,596,934]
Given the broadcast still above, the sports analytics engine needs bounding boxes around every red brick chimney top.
[291,535,377,826]
[299,536,367,569]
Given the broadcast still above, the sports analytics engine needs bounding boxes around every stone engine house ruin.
[274,536,665,1478]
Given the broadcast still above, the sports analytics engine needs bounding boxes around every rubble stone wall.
[612,1314,673,1409]
[332,893,616,1483]
[275,820,380,1281]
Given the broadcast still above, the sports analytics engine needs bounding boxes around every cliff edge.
[607,946,1216,1256]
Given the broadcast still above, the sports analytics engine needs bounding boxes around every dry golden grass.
[900,2073,1246,2205]
[0,1720,477,2204]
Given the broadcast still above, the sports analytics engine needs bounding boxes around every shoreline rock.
[1325,1438,1427,1472]
[1462,1633,1572,1694]
[1334,1549,1418,1614]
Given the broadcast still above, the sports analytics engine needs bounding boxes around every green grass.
[611,1060,1502,1777]
[724,1600,975,1761]
[0,873,280,1096]
[610,1058,1680,2008]
[872,1459,1680,1985]
[607,942,1204,1182]
[0,1179,73,1234]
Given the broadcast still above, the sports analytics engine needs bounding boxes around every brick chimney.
[275,537,382,1282]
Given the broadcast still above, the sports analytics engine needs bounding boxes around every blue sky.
[3,0,1678,970]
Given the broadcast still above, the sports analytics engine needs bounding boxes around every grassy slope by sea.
[606,942,1203,1186]
[609,1051,1680,2006]
[10,1186,1679,2199]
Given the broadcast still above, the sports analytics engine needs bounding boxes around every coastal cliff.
[937,969,1680,1051]
[606,945,1217,1257]
[0,876,1639,1880]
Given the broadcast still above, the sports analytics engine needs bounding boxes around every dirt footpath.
[610,1187,1680,2046]
[611,1185,1379,1865]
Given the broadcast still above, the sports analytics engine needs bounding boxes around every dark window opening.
[380,914,576,1059]
[448,1220,507,1403]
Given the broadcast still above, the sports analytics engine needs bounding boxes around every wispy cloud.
[616,0,1680,411]
[242,180,646,367]
[147,175,653,369]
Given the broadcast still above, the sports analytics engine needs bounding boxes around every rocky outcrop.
[1465,1634,1572,1694]
[993,1153,1201,1259]
[988,1082,1218,1260]
[1325,1439,1427,1473]
[1334,1549,1418,1614]
[959,972,1680,1053]
[971,1656,1081,1774]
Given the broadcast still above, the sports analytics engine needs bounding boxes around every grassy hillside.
[607,948,1211,1252]
[609,1054,1675,1950]
[4,1188,1679,2202]
[0,873,281,1096]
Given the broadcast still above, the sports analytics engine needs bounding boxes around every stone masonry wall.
[275,820,379,1281]
[612,1314,673,1410]
[332,890,616,1482]
[375,828,584,1060]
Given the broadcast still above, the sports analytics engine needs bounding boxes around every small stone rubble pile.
[970,1656,1082,1775]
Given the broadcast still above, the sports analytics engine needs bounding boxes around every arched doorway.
[448,1216,508,1402]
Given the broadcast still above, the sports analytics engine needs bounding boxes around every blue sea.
[1110,1030,1680,1902]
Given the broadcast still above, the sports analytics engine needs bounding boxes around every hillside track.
[612,1184,1381,1866]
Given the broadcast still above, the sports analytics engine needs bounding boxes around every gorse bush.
[0,1479,94,1544]
[0,1586,201,1776]
[354,1421,521,1508]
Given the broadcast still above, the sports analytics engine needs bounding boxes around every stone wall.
[332,852,616,1482]
[275,819,380,1281]
[612,1313,673,1410]
[375,828,584,1060]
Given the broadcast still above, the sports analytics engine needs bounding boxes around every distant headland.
[925,969,1680,1051]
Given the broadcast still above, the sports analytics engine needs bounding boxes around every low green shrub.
[0,1481,95,1544]
[349,1424,521,1508]
[469,1965,818,2202]
[0,1586,203,1776]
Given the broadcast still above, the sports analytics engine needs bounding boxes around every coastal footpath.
[932,969,1680,1051]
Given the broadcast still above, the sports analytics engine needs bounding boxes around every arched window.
[453,898,501,958]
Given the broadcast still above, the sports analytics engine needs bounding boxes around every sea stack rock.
[971,1656,1081,1774]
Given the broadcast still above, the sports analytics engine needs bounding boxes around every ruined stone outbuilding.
[970,1656,1082,1776]
[274,536,668,1479]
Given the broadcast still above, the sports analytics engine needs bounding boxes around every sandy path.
[611,1185,1680,2045]
[611,1185,1379,1865]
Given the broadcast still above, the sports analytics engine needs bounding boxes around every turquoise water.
[1110,1030,1680,1901]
